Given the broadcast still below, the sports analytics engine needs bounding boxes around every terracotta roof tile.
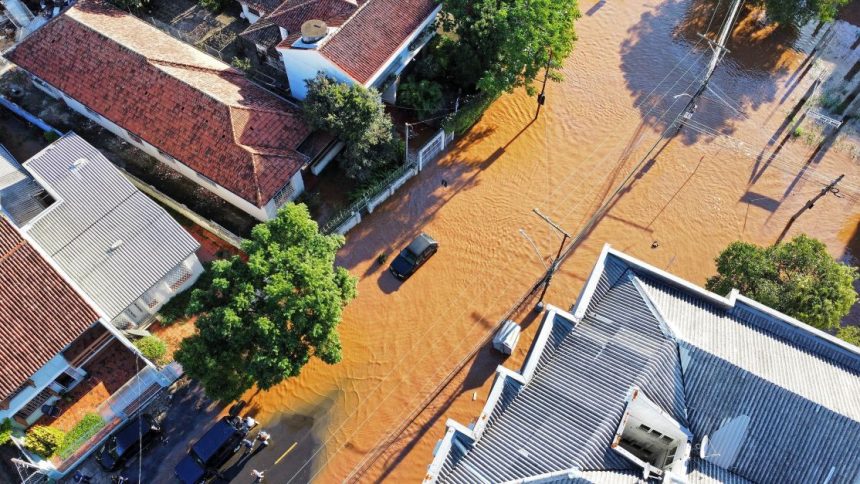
[245,0,283,14]
[0,217,99,402]
[320,0,439,83]
[6,0,311,207]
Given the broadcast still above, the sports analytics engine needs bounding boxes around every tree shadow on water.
[620,0,800,144]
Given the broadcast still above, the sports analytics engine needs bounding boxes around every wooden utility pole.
[776,174,844,243]
[535,50,553,119]
[790,174,844,223]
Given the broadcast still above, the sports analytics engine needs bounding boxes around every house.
[0,216,171,479]
[0,133,203,328]
[240,0,441,101]
[5,0,313,221]
[426,245,860,483]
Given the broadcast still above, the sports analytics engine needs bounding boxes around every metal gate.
[417,129,448,171]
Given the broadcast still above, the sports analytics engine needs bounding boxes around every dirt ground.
[211,0,860,482]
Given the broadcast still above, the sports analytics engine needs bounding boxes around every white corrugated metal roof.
[20,133,200,319]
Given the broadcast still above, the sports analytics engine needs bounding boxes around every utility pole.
[535,50,553,120]
[532,208,571,311]
[790,174,844,223]
[776,174,844,243]
[677,0,744,131]
[404,122,410,167]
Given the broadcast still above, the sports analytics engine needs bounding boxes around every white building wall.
[0,353,70,422]
[238,1,261,23]
[114,254,204,328]
[29,77,303,221]
[277,48,358,100]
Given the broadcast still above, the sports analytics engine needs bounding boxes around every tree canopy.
[303,74,402,181]
[175,204,357,402]
[758,0,848,26]
[706,234,857,331]
[440,0,580,96]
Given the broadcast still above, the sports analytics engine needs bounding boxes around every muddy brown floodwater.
[235,0,860,482]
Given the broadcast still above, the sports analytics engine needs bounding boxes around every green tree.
[837,326,860,346]
[175,204,356,402]
[758,0,848,26]
[303,74,402,181]
[440,0,580,96]
[398,79,444,118]
[706,235,858,331]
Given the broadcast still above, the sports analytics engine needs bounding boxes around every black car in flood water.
[389,233,439,280]
[95,414,161,471]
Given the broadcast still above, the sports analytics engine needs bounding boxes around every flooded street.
[235,0,860,482]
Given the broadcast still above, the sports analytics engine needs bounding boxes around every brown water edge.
[234,0,860,482]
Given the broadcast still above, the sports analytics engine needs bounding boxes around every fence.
[321,129,452,235]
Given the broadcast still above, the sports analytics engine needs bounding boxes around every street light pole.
[535,50,553,120]
[532,208,571,311]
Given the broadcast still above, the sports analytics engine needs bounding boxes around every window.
[271,180,295,207]
[248,6,261,16]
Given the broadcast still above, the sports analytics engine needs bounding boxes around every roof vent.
[108,240,123,252]
[70,158,88,171]
[300,20,328,44]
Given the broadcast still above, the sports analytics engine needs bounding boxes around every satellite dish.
[301,20,328,44]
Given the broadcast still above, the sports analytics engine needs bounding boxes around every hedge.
[57,413,105,460]
[0,419,12,446]
[24,426,65,458]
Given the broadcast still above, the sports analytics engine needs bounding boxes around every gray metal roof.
[20,133,200,319]
[0,143,26,189]
[437,270,685,483]
[432,248,860,484]
[638,274,860,483]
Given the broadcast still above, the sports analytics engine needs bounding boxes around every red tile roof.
[245,0,283,14]
[269,0,362,46]
[273,0,439,84]
[321,0,439,83]
[0,217,99,402]
[7,0,311,207]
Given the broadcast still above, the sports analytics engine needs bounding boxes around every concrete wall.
[29,76,302,221]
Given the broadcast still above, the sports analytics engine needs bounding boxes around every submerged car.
[174,417,244,484]
[389,233,438,280]
[95,414,161,471]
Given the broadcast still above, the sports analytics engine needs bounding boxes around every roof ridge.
[322,0,372,45]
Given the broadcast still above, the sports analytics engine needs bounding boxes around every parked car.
[389,233,439,280]
[174,417,244,484]
[95,414,161,472]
